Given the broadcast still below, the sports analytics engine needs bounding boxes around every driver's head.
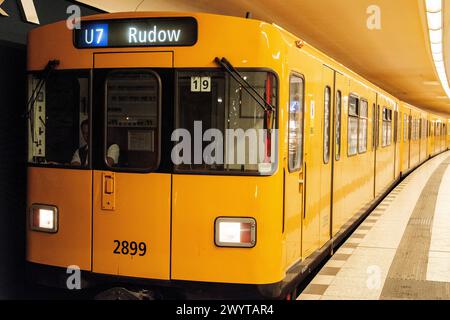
[80,119,89,144]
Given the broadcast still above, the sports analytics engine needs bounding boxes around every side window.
[372,103,376,149]
[288,75,304,172]
[382,107,392,147]
[388,109,392,145]
[409,116,412,140]
[394,110,398,143]
[335,90,342,160]
[358,99,368,153]
[323,86,331,164]
[414,119,417,140]
[105,70,160,170]
[377,105,380,147]
[403,113,407,142]
[348,95,359,156]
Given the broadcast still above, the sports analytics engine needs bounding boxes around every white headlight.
[215,217,256,248]
[30,204,58,233]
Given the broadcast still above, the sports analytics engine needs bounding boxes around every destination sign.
[74,17,198,48]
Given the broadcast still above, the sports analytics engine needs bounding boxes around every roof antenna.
[245,12,252,19]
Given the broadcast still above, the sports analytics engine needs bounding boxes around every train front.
[25,12,288,299]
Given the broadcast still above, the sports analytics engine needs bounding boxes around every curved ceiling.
[76,0,450,116]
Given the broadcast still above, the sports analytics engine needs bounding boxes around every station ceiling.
[77,0,450,116]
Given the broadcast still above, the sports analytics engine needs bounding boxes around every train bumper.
[25,262,286,300]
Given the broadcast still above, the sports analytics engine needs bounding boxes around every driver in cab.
[71,119,119,167]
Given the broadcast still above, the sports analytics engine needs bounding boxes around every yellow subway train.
[26,12,449,299]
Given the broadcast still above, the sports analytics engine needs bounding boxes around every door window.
[323,86,331,163]
[288,74,304,172]
[105,70,160,170]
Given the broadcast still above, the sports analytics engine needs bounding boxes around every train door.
[91,52,173,279]
[319,65,334,246]
[408,113,412,168]
[284,73,305,264]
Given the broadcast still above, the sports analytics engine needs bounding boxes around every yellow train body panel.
[27,167,92,270]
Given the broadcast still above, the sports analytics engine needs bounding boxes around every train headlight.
[29,204,58,233]
[214,217,256,248]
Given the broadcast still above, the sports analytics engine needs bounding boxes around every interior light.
[432,52,443,62]
[431,42,442,54]
[429,29,442,44]
[435,60,445,68]
[425,0,447,101]
[426,0,442,12]
[427,11,442,30]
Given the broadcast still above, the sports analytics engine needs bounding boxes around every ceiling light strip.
[425,0,450,98]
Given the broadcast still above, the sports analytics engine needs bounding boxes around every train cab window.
[288,74,305,172]
[382,107,392,147]
[335,90,342,160]
[27,70,90,167]
[105,71,160,170]
[323,86,331,164]
[358,99,368,153]
[347,95,359,156]
[175,70,278,175]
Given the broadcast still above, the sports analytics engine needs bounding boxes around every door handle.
[105,175,114,194]
[102,172,115,211]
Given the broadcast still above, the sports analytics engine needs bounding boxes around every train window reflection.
[347,95,359,156]
[175,70,278,175]
[288,74,304,172]
[403,114,408,142]
[323,86,331,164]
[358,99,368,153]
[335,90,342,161]
[382,107,392,147]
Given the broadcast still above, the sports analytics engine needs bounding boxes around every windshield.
[175,70,277,175]
[28,70,90,167]
[27,68,277,175]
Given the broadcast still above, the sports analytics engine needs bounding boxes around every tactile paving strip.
[380,156,450,300]
[298,152,450,300]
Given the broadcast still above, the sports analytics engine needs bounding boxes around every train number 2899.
[113,240,147,256]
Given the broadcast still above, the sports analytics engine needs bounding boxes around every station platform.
[298,151,450,300]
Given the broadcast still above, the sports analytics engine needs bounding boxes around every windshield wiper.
[214,57,275,113]
[25,59,59,145]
